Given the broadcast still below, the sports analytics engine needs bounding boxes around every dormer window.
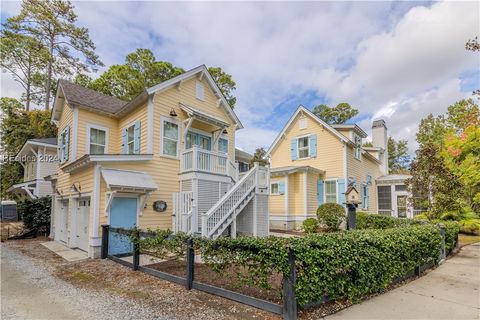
[196,81,204,100]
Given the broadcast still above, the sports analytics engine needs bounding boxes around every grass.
[69,271,95,282]
[458,233,480,247]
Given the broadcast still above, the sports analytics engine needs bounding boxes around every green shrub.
[356,211,416,229]
[432,220,461,252]
[302,218,319,234]
[17,196,51,231]
[316,203,345,231]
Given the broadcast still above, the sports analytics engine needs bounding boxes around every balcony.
[180,146,238,181]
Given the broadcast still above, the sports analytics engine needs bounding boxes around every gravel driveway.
[1,239,278,320]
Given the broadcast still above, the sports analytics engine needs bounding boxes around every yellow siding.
[347,147,382,212]
[269,177,285,216]
[306,171,319,215]
[289,172,304,216]
[77,109,119,157]
[118,103,148,154]
[270,113,344,178]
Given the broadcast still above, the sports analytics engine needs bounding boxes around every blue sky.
[1,1,479,154]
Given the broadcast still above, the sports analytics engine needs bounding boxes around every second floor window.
[325,180,337,203]
[162,118,179,157]
[127,125,135,154]
[122,120,141,154]
[89,127,106,154]
[218,138,228,153]
[59,126,70,164]
[298,136,309,158]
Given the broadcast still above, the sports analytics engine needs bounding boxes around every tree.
[250,147,269,166]
[3,0,103,110]
[0,97,57,199]
[387,137,410,173]
[312,103,358,124]
[208,67,236,107]
[465,36,479,97]
[0,33,49,110]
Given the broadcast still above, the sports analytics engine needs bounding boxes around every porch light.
[169,108,178,117]
[222,129,228,134]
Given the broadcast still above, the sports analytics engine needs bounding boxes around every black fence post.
[101,224,109,259]
[414,265,420,277]
[133,229,140,271]
[282,248,297,320]
[186,238,194,290]
[437,224,446,264]
[347,203,356,230]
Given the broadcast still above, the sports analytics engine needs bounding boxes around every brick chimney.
[372,119,388,174]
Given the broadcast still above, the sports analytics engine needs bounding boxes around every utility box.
[1,200,18,221]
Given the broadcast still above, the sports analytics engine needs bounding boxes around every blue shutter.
[360,184,364,209]
[278,181,285,195]
[365,184,369,210]
[122,128,128,154]
[337,179,346,206]
[134,120,141,154]
[64,127,70,161]
[291,139,297,161]
[317,180,324,206]
[309,134,317,157]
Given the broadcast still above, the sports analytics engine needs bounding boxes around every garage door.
[75,198,90,252]
[58,200,69,243]
[108,197,137,256]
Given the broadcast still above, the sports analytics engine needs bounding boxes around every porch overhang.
[7,180,38,198]
[101,168,158,193]
[270,165,324,177]
[61,154,153,174]
[180,103,230,129]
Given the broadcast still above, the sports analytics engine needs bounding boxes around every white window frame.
[324,179,338,203]
[297,135,310,159]
[270,181,280,195]
[196,81,205,101]
[218,135,229,154]
[160,116,181,159]
[354,134,362,160]
[59,127,69,164]
[86,123,109,155]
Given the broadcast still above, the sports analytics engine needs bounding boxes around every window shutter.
[122,128,128,154]
[64,127,70,161]
[278,181,285,195]
[134,120,141,154]
[291,139,297,161]
[317,180,324,205]
[58,135,63,163]
[309,134,317,157]
[365,184,369,210]
[360,184,364,209]
[337,179,346,206]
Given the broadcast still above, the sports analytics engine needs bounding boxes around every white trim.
[91,164,101,238]
[267,105,349,156]
[145,65,243,129]
[296,134,310,159]
[160,115,181,159]
[146,94,154,154]
[270,180,281,195]
[303,171,307,216]
[284,174,289,216]
[123,121,136,155]
[86,123,110,155]
[324,178,338,203]
[72,107,78,160]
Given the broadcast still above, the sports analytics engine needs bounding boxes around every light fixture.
[222,128,228,134]
[169,108,177,117]
[70,183,81,194]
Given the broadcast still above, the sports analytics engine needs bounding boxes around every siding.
[77,108,119,157]
[118,103,148,154]
[38,149,58,179]
[306,171,319,215]
[269,177,285,216]
[289,172,304,216]
[57,102,73,167]
[270,113,344,177]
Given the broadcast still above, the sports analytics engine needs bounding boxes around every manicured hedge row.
[433,220,460,253]
[290,224,442,304]
[356,211,417,229]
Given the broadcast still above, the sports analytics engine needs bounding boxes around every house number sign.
[153,200,167,212]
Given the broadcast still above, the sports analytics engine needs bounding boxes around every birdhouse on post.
[344,185,361,230]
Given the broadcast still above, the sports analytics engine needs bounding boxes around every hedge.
[17,196,51,232]
[356,211,417,229]
[432,220,460,253]
[133,224,443,305]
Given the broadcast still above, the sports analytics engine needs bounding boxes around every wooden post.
[101,224,109,259]
[133,229,140,271]
[186,238,194,290]
[282,248,297,320]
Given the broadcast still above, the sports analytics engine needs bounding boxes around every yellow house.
[50,65,269,258]
[267,106,388,230]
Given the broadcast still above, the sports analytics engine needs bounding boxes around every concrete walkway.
[326,243,480,320]
[41,241,88,261]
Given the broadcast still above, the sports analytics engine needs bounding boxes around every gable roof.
[331,124,368,138]
[30,138,57,145]
[16,137,58,159]
[267,105,350,155]
[51,65,243,129]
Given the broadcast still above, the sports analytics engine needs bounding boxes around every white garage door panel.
[75,199,90,252]
[58,200,69,243]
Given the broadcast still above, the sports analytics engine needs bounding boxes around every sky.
[1,0,479,155]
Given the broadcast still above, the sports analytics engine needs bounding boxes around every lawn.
[458,233,480,247]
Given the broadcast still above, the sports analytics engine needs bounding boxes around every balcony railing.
[180,146,238,181]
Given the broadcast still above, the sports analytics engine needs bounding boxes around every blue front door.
[108,197,137,256]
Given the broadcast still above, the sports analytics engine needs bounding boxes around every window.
[162,119,179,157]
[218,138,228,153]
[127,125,135,154]
[196,81,204,100]
[378,185,392,215]
[354,134,362,159]
[238,161,250,173]
[298,136,309,159]
[362,184,368,210]
[59,126,70,163]
[271,181,285,195]
[299,118,307,130]
[397,195,407,218]
[89,127,107,154]
[325,180,337,203]
[395,184,407,192]
[271,183,279,195]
